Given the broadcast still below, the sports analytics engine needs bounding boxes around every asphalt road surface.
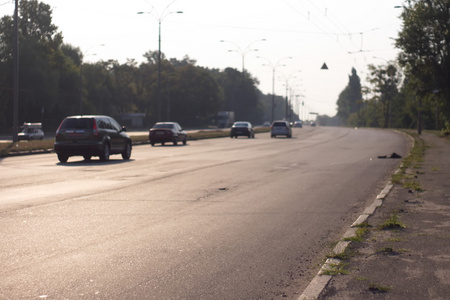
[0,127,409,299]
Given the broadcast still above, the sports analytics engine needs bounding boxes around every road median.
[0,127,270,157]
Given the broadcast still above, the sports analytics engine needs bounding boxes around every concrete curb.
[299,130,414,300]
[298,182,394,300]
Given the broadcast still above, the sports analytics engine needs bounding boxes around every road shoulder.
[312,132,450,299]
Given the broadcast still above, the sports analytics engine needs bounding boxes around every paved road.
[0,127,409,299]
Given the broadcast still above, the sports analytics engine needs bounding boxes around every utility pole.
[12,0,19,142]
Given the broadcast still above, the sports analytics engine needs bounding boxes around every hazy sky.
[1,0,404,117]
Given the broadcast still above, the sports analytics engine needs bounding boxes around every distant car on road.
[230,121,255,138]
[54,115,132,163]
[149,122,187,146]
[263,121,270,127]
[271,120,292,138]
[18,123,44,141]
[293,121,303,128]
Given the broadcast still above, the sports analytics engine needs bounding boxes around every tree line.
[0,0,297,133]
[4,0,446,134]
[333,0,450,133]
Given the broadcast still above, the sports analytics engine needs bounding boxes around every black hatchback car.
[54,115,132,163]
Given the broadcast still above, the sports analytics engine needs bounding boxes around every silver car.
[271,120,292,138]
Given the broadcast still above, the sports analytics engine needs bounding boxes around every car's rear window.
[273,122,286,127]
[234,122,248,127]
[60,118,94,129]
[153,123,174,129]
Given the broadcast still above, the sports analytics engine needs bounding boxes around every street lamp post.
[220,39,265,114]
[279,71,301,120]
[12,0,19,142]
[258,56,292,122]
[139,4,182,122]
[220,39,266,74]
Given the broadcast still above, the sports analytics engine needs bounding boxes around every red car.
[149,122,187,146]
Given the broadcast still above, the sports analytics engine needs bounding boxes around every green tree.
[212,67,263,123]
[170,64,223,127]
[396,0,450,128]
[0,0,80,129]
[366,64,401,128]
[336,68,362,124]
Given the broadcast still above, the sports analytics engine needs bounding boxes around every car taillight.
[55,120,64,138]
[93,119,99,137]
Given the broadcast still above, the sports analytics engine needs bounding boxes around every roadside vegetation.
[390,130,426,191]
[321,261,350,276]
[379,212,406,230]
[368,283,392,293]
[343,224,370,243]
[2,1,450,134]
[0,1,294,133]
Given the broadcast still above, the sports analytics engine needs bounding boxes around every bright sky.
[1,0,404,117]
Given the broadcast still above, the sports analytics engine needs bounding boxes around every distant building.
[120,113,146,128]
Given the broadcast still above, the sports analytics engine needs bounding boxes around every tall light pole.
[279,71,301,121]
[220,39,266,74]
[139,3,182,122]
[220,39,265,114]
[258,56,292,122]
[12,0,19,142]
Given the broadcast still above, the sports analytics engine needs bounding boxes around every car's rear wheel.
[122,141,132,160]
[183,137,187,145]
[99,143,110,161]
[83,155,91,161]
[57,154,68,163]
[161,142,165,146]
[173,139,178,146]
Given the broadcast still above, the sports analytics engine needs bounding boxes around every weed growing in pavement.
[343,225,369,242]
[379,213,406,230]
[386,237,403,242]
[404,180,423,191]
[356,276,369,281]
[327,248,358,260]
[321,261,350,276]
[376,246,409,255]
[369,283,392,293]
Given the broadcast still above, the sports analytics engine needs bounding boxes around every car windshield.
[153,123,174,129]
[60,118,94,129]
[234,123,248,127]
